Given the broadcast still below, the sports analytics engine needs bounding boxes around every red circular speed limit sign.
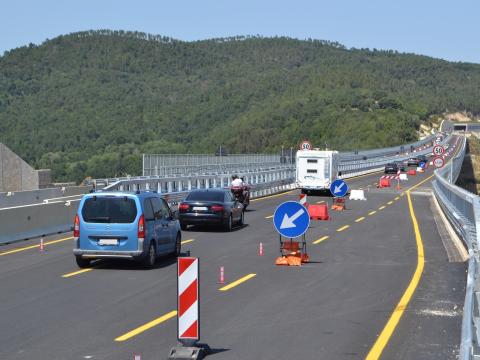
[433,156,445,168]
[432,145,445,156]
[299,140,312,151]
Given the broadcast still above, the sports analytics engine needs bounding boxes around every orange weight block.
[308,204,330,220]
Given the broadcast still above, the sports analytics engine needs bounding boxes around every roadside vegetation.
[457,137,480,194]
[1,30,479,182]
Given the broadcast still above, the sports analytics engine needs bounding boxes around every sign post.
[432,145,445,157]
[433,156,445,169]
[168,257,208,360]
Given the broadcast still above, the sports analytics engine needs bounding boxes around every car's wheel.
[180,222,188,231]
[75,256,91,269]
[224,214,233,232]
[238,211,244,226]
[143,242,157,269]
[173,233,181,257]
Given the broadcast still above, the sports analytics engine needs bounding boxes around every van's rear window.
[82,197,137,223]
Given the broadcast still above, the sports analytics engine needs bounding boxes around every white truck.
[296,149,340,194]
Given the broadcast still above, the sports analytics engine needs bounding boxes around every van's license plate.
[98,239,118,246]
[193,206,208,211]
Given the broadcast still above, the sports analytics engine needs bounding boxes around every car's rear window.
[82,196,137,223]
[186,191,225,202]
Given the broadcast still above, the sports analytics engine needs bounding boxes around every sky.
[0,0,478,63]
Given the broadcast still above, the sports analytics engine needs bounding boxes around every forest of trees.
[0,30,479,182]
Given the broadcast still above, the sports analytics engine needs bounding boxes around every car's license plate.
[192,206,208,211]
[98,239,118,246]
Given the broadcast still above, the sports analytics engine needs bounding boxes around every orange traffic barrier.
[379,178,391,188]
[331,197,346,211]
[408,169,417,176]
[275,256,289,266]
[308,204,330,220]
[282,241,299,252]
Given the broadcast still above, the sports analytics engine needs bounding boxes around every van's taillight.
[74,214,80,238]
[179,203,189,212]
[211,205,224,212]
[138,214,145,239]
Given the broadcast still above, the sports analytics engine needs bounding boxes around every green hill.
[0,30,479,182]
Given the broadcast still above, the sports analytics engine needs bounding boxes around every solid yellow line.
[379,205,386,210]
[181,239,195,245]
[337,225,350,232]
[355,217,365,223]
[219,273,256,291]
[62,268,94,278]
[387,201,393,205]
[365,190,425,359]
[115,310,178,342]
[265,215,274,219]
[0,236,73,256]
[313,236,329,244]
[251,191,294,203]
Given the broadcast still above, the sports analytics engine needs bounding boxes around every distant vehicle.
[417,154,428,163]
[296,150,340,194]
[178,189,244,231]
[395,161,406,172]
[231,183,250,210]
[73,191,181,269]
[407,157,421,166]
[384,162,399,174]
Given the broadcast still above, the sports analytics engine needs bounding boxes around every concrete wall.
[0,143,39,192]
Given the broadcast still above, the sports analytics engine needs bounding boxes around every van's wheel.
[75,256,91,269]
[143,242,157,269]
[224,215,233,232]
[173,233,181,257]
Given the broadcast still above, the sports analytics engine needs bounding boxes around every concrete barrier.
[0,186,91,209]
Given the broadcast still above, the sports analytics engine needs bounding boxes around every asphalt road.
[0,138,466,360]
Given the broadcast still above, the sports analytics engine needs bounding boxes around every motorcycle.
[231,184,250,210]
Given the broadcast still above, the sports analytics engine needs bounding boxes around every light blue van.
[73,191,181,269]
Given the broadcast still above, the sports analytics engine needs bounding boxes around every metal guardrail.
[431,134,479,359]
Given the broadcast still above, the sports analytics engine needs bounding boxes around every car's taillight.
[211,205,224,212]
[138,214,145,239]
[74,214,80,238]
[179,203,189,212]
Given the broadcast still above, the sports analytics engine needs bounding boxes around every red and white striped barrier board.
[299,194,307,205]
[177,257,199,341]
[381,175,399,180]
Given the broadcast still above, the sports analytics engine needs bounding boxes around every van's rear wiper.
[85,216,110,223]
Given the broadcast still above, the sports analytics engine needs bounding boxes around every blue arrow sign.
[419,161,426,169]
[330,179,348,197]
[273,201,310,238]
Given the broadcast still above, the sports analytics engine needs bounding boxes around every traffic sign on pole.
[330,179,348,198]
[432,145,445,156]
[433,156,445,168]
[299,140,312,151]
[273,201,310,238]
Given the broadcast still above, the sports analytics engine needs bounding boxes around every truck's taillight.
[138,214,145,239]
[211,205,224,212]
[179,203,189,212]
[73,214,80,238]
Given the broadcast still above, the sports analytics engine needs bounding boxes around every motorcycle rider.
[231,174,243,187]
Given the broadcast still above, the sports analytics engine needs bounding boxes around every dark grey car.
[178,189,244,231]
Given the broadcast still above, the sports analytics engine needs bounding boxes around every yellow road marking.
[181,239,195,245]
[115,310,177,342]
[316,201,325,204]
[337,225,350,232]
[387,201,393,205]
[251,191,294,202]
[365,190,425,359]
[379,205,386,210]
[0,236,73,256]
[394,196,400,200]
[265,215,274,219]
[62,268,93,278]
[219,273,256,291]
[355,217,365,223]
[313,236,329,244]
[369,211,377,216]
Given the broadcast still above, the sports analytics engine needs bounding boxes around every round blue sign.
[273,201,310,238]
[330,179,348,197]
